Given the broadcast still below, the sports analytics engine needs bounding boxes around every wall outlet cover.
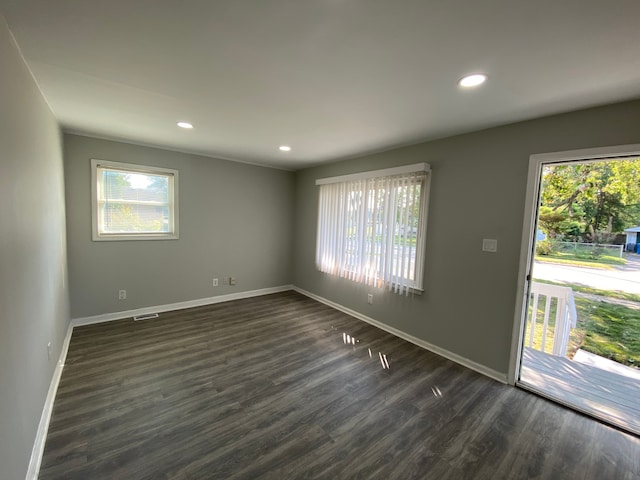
[482,239,498,252]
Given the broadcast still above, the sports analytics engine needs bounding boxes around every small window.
[91,159,179,241]
[315,163,431,295]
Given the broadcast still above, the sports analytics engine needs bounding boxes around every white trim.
[25,322,73,480]
[92,159,179,176]
[72,286,293,326]
[293,286,508,384]
[508,144,640,385]
[315,162,430,185]
[90,159,180,242]
[523,144,640,164]
[508,154,543,385]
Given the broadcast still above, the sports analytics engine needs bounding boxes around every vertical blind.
[315,164,430,295]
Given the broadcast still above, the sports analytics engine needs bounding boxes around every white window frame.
[91,159,179,241]
[315,163,431,294]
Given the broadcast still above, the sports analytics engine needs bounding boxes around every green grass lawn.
[525,282,640,368]
[573,300,640,368]
[535,251,625,269]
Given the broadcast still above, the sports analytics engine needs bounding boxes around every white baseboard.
[25,322,74,480]
[72,285,294,327]
[293,286,508,384]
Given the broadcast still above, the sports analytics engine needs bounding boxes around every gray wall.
[293,100,640,376]
[0,17,70,480]
[65,135,295,319]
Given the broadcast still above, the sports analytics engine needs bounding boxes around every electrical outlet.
[213,278,219,287]
[118,289,127,300]
[367,294,373,305]
[229,277,237,286]
[47,342,52,361]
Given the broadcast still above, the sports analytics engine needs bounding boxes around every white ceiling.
[2,1,640,170]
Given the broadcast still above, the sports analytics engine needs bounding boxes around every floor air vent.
[133,313,159,321]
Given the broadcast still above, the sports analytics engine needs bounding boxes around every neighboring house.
[624,226,640,252]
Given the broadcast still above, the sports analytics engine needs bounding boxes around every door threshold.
[517,380,640,437]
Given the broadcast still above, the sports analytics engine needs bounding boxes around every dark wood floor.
[41,291,640,479]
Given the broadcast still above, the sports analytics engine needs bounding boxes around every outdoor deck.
[519,347,640,436]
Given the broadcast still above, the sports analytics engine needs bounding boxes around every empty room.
[1,1,640,479]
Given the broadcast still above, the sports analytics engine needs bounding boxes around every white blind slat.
[316,168,429,294]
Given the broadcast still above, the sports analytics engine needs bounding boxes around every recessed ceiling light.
[279,145,291,152]
[177,121,194,129]
[458,74,487,88]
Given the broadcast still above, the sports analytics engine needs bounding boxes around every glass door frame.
[508,143,640,385]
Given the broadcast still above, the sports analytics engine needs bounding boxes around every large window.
[315,163,430,294]
[91,159,179,241]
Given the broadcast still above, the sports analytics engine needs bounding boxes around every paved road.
[533,254,640,294]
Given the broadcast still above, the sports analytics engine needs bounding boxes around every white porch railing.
[528,282,578,356]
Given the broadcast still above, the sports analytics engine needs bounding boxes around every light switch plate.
[482,238,498,252]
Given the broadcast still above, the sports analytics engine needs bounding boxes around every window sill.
[92,233,179,242]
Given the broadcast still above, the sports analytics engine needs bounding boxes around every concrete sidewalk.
[533,253,640,294]
[573,291,640,310]
[573,348,640,381]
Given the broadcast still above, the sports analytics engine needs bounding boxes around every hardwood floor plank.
[39,291,640,479]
